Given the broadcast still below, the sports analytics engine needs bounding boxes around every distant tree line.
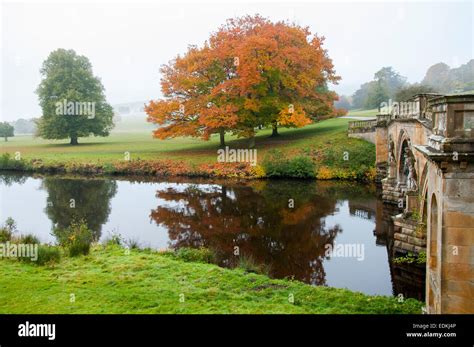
[336,59,474,110]
[12,118,37,134]
[421,60,474,94]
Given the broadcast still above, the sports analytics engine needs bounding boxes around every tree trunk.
[219,129,225,147]
[4,137,7,142]
[270,122,279,137]
[70,137,78,145]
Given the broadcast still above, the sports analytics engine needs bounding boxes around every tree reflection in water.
[150,180,345,285]
[41,177,117,241]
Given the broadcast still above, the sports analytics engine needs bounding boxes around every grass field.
[0,118,364,164]
[0,245,422,314]
[0,117,376,179]
[346,109,378,118]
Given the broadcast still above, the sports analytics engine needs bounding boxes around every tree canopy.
[0,122,14,141]
[395,83,438,102]
[36,49,114,145]
[146,15,342,146]
[353,67,407,109]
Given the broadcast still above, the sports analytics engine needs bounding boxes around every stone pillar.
[439,168,474,313]
[375,122,388,183]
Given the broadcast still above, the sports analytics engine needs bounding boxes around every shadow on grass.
[8,118,350,159]
[166,119,349,155]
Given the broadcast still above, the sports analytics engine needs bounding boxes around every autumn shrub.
[365,167,377,181]
[317,165,375,181]
[250,164,266,178]
[317,166,334,180]
[56,219,93,257]
[112,159,191,177]
[198,162,254,178]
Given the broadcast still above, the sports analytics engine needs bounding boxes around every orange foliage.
[146,15,341,141]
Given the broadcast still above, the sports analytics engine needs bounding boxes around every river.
[0,172,424,299]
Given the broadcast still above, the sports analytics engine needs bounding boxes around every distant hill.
[347,59,474,110]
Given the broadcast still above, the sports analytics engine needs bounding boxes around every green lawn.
[0,246,422,314]
[347,109,378,118]
[0,117,376,179]
[0,118,361,164]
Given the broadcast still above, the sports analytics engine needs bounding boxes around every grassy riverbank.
[0,245,422,314]
[0,118,376,180]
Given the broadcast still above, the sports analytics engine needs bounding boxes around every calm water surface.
[0,173,424,298]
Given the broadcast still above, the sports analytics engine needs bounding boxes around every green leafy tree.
[352,82,371,109]
[365,81,388,109]
[36,49,114,145]
[395,83,438,101]
[353,67,407,109]
[374,67,406,98]
[0,122,14,141]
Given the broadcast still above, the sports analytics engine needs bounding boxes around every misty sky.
[1,0,473,121]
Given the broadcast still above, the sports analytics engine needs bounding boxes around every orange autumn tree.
[145,45,239,146]
[146,15,342,145]
[210,15,342,136]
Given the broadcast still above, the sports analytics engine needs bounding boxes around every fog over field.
[1,0,473,121]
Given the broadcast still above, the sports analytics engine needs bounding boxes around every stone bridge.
[350,94,474,314]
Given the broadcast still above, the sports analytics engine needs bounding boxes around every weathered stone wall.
[393,216,426,254]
